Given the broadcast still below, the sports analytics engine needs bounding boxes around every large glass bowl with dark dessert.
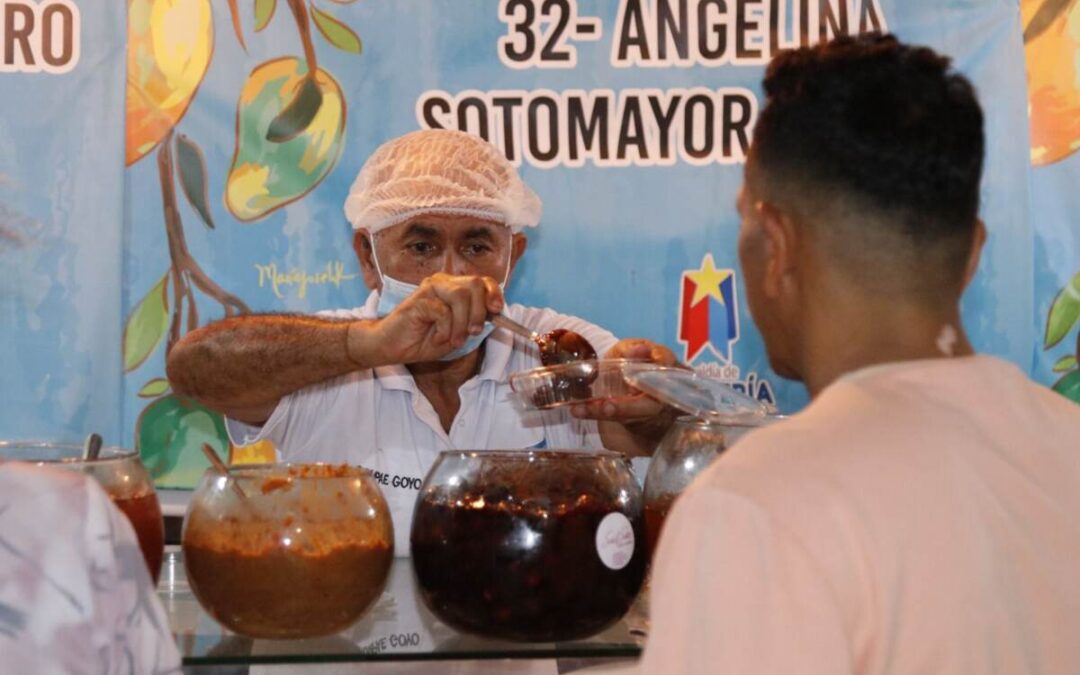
[182,463,393,639]
[0,441,165,584]
[410,449,646,642]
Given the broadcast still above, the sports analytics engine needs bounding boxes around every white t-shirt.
[0,463,181,675]
[228,292,618,555]
[641,355,1080,674]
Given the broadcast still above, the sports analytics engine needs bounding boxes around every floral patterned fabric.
[0,463,180,674]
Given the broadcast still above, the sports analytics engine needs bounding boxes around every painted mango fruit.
[125,0,214,166]
[1023,0,1080,165]
[225,58,346,221]
[136,394,229,488]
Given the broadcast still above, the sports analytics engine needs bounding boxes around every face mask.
[371,241,510,361]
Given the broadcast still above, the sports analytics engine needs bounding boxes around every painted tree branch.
[286,0,319,73]
[157,132,250,356]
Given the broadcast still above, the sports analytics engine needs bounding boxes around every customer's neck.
[799,297,974,398]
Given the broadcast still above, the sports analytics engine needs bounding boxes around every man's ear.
[353,229,380,290]
[961,219,987,290]
[756,201,799,300]
[508,233,528,277]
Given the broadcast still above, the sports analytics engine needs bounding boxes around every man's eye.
[408,242,436,255]
[463,243,493,256]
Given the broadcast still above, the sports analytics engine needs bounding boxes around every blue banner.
[4,0,1075,488]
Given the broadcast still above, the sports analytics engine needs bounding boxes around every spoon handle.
[490,313,539,341]
[81,433,103,461]
[201,443,248,499]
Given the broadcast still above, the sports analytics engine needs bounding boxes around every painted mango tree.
[124,0,361,486]
[1023,0,1080,403]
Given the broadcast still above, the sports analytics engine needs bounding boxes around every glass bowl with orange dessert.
[182,463,393,639]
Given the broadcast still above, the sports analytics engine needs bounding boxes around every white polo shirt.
[228,291,619,555]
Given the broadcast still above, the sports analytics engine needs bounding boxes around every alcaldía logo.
[678,253,776,405]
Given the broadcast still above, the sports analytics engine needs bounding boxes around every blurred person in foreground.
[639,33,1080,674]
[0,462,180,673]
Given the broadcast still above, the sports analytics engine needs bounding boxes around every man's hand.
[353,273,505,365]
[571,338,683,456]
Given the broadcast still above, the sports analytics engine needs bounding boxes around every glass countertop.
[160,547,649,666]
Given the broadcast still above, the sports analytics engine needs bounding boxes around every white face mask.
[370,238,512,361]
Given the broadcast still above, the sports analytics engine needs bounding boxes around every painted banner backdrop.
[0,0,1075,488]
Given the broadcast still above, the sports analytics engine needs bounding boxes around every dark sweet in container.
[411,449,646,642]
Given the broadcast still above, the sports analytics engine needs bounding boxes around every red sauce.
[644,494,678,561]
[111,491,165,584]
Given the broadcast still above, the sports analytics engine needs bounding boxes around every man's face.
[736,181,801,381]
[358,213,523,288]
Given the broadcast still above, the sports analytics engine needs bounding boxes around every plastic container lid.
[622,363,769,422]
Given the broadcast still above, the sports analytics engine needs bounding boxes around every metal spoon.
[489,315,598,365]
[81,433,103,461]
[201,443,248,500]
[490,313,550,347]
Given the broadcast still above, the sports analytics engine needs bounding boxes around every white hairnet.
[343,129,542,233]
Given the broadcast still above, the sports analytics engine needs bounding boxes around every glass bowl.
[410,449,646,642]
[643,415,772,557]
[0,441,165,583]
[509,359,642,410]
[182,463,393,639]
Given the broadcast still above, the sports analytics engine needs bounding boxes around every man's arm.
[166,315,372,424]
[167,274,504,424]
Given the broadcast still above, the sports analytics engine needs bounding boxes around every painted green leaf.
[266,76,323,143]
[1044,272,1080,349]
[123,275,169,372]
[1051,370,1080,404]
[176,134,215,229]
[1053,355,1079,373]
[136,395,230,488]
[310,5,363,54]
[138,378,172,398]
[254,0,276,32]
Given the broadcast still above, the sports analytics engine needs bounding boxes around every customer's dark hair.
[752,33,984,255]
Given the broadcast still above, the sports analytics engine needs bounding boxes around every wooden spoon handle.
[201,443,248,499]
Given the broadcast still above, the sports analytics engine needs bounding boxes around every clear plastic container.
[410,449,646,642]
[0,441,165,583]
[182,463,393,639]
[509,358,642,410]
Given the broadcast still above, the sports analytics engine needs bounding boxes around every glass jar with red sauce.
[182,463,393,639]
[0,441,165,583]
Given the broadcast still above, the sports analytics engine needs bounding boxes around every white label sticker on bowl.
[595,512,635,570]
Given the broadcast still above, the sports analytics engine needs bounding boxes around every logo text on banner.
[0,0,80,74]
[419,0,888,167]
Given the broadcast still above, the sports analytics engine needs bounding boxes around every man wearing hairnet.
[168,129,675,555]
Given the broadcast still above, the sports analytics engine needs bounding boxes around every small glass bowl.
[509,359,644,410]
[0,441,165,584]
